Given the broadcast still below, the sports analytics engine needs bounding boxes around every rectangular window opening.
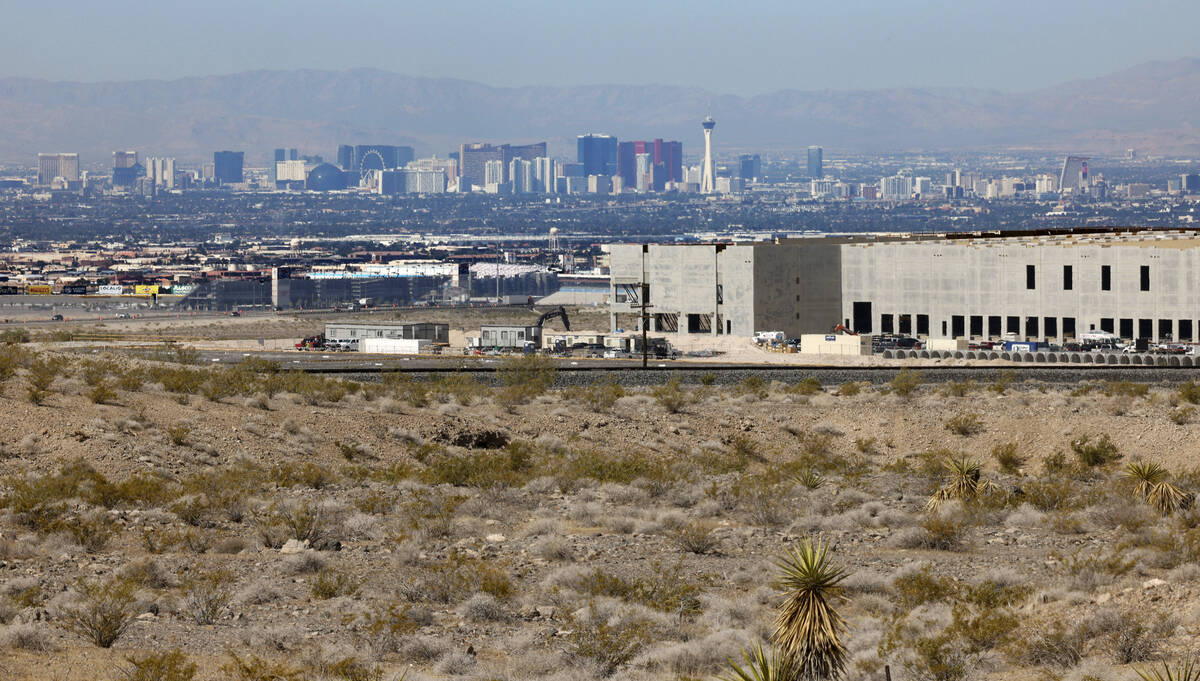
[916,314,930,336]
[1102,265,1112,291]
[1140,265,1150,291]
[1026,264,1036,290]
[1063,265,1073,290]
[1138,319,1153,339]
[987,316,1002,338]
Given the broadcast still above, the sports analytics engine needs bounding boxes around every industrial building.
[180,266,454,311]
[608,229,1200,344]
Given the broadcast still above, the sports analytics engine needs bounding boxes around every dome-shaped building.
[306,163,348,191]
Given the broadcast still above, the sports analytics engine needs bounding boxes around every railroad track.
[311,363,1200,387]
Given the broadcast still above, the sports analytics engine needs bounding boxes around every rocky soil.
[0,347,1198,681]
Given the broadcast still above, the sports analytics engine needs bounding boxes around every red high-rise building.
[617,138,682,191]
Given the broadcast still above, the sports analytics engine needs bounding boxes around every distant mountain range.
[1,58,1199,165]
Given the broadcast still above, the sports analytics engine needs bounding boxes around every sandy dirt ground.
[0,343,1198,680]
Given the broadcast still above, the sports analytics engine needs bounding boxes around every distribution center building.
[608,228,1200,343]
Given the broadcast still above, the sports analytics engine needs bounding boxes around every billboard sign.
[134,285,159,296]
[98,285,125,295]
[27,285,52,295]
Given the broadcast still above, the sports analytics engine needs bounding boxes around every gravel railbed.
[342,365,1200,388]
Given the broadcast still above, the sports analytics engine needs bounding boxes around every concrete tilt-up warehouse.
[608,229,1200,343]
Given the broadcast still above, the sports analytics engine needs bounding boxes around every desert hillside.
[0,344,1198,681]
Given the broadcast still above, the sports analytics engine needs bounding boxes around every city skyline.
[3,55,1200,163]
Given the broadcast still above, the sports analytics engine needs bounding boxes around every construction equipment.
[832,323,858,335]
[295,333,326,351]
[535,306,571,331]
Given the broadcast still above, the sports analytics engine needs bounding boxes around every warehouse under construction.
[608,228,1200,344]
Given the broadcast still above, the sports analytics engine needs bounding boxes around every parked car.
[50,314,63,321]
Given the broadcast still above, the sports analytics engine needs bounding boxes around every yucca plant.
[1135,656,1200,681]
[720,642,799,681]
[1147,480,1195,516]
[794,468,825,491]
[1125,461,1194,515]
[1125,461,1170,500]
[772,536,848,680]
[927,456,991,510]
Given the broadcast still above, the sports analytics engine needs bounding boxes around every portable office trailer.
[325,322,449,344]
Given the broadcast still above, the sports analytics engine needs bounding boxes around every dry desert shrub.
[1083,608,1172,664]
[1011,617,1086,668]
[991,442,1024,474]
[889,368,923,396]
[890,505,971,551]
[399,550,512,604]
[1169,405,1195,424]
[310,567,359,600]
[456,592,506,622]
[119,558,175,589]
[121,649,197,681]
[838,380,862,396]
[651,377,691,414]
[938,380,976,397]
[166,422,191,446]
[236,578,283,606]
[495,353,556,407]
[221,651,304,681]
[182,569,235,625]
[58,577,138,648]
[257,500,338,549]
[212,536,247,554]
[943,412,984,436]
[285,550,326,574]
[566,605,655,677]
[638,627,747,677]
[667,519,722,555]
[0,623,53,651]
[25,355,64,405]
[1071,433,1121,467]
[534,536,574,562]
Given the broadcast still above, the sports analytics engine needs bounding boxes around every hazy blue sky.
[2,0,1196,95]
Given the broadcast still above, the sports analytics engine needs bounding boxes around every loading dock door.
[852,302,872,334]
